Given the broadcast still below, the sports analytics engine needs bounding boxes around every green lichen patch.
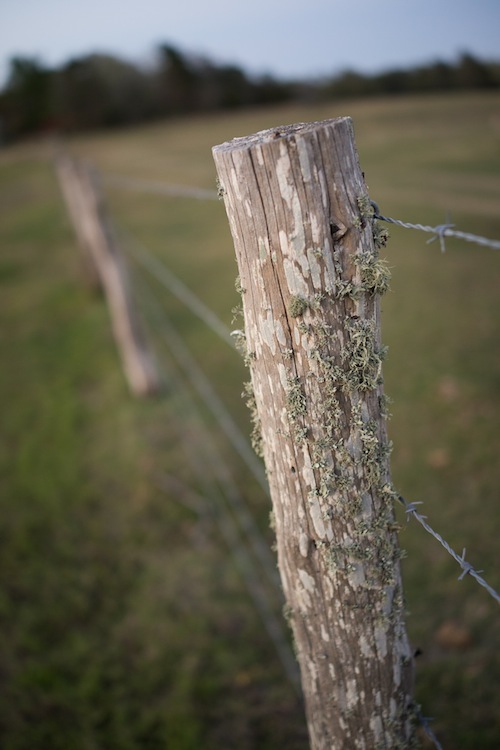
[286,376,307,419]
[357,194,374,218]
[354,251,391,296]
[372,221,390,250]
[286,375,308,443]
[288,295,310,318]
[344,318,386,391]
[336,278,363,301]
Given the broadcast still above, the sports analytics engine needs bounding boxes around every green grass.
[1,91,500,748]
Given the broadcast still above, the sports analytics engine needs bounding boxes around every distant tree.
[411,60,455,91]
[207,63,254,109]
[253,74,295,106]
[53,54,153,131]
[156,45,201,114]
[0,57,52,139]
[376,68,411,95]
[320,52,499,102]
[455,52,497,89]
[321,70,372,99]
[196,60,284,110]
[1,45,498,143]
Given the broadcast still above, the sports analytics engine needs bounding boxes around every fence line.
[119,229,235,348]
[127,263,276,576]
[103,173,220,201]
[124,223,499,605]
[104,171,500,252]
[121,220,500,750]
[126,260,300,690]
[370,201,500,252]
[163,474,300,691]
[55,155,161,396]
[122,232,270,496]
[117,214,500,609]
[95,165,500,748]
[397,494,500,604]
[127,262,281,583]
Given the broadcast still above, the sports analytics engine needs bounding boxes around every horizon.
[1,0,499,88]
[1,43,499,86]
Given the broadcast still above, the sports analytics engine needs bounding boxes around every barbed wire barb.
[371,202,500,251]
[398,495,500,604]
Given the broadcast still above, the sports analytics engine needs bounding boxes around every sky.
[0,0,499,87]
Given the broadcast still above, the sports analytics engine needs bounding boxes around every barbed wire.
[122,239,270,497]
[371,202,500,252]
[418,712,444,750]
[118,220,500,607]
[116,227,235,348]
[397,494,500,604]
[100,175,500,747]
[127,260,300,691]
[104,175,500,254]
[103,173,219,200]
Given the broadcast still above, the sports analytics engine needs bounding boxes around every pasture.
[1,91,499,748]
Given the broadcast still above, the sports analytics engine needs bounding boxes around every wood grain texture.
[213,118,416,749]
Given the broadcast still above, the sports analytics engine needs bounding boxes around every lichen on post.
[213,118,416,749]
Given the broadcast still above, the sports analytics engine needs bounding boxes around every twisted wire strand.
[103,173,220,201]
[397,496,500,604]
[373,207,500,252]
[418,712,444,750]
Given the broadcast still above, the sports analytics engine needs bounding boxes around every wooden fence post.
[213,118,416,749]
[55,151,160,397]
[55,147,101,290]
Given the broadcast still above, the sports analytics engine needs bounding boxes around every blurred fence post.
[55,149,159,397]
[213,118,415,749]
[55,147,101,290]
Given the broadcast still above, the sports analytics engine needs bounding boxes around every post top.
[212,116,352,154]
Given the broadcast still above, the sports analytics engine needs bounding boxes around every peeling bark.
[213,118,416,749]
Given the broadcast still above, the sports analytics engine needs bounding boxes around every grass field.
[1,91,500,749]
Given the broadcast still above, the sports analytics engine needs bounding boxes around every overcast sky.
[1,0,499,86]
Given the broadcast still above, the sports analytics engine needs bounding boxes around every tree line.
[0,45,498,143]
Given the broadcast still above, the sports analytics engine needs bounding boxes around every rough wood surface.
[213,118,415,749]
[56,153,159,397]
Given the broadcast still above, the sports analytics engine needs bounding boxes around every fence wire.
[398,494,500,605]
[371,201,500,252]
[126,256,301,692]
[104,173,220,201]
[120,229,235,348]
[103,173,500,749]
[116,215,500,606]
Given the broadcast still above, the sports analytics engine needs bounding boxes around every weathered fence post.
[55,147,101,290]
[213,118,416,749]
[55,151,160,397]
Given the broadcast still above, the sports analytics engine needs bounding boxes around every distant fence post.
[55,147,101,290]
[213,118,415,748]
[55,150,160,397]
